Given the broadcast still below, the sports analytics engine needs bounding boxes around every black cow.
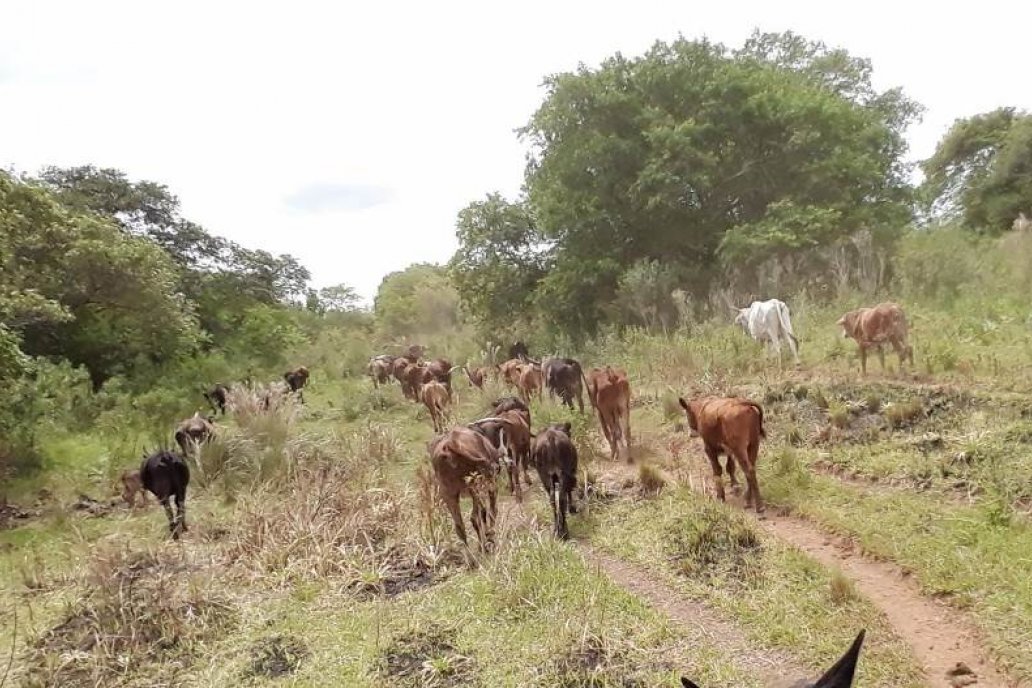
[283,366,310,403]
[508,340,530,362]
[203,383,230,415]
[531,422,579,539]
[543,357,587,412]
[140,450,190,539]
[681,629,865,688]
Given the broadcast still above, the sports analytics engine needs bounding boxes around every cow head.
[555,421,573,437]
[837,311,859,339]
[732,306,749,328]
[677,397,700,436]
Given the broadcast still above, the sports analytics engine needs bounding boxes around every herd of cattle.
[115,299,914,545]
[101,300,903,686]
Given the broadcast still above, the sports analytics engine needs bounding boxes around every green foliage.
[505,32,917,335]
[612,259,684,330]
[922,108,1032,233]
[374,264,461,339]
[449,194,545,334]
[894,226,986,303]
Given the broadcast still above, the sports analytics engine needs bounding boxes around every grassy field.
[3,298,1032,686]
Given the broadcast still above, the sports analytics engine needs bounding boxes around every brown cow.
[426,358,456,398]
[429,426,500,550]
[120,469,147,509]
[174,412,215,455]
[393,357,411,387]
[517,363,543,404]
[403,363,433,401]
[464,365,487,390]
[586,367,632,462]
[531,422,579,539]
[467,408,532,497]
[420,380,451,433]
[498,358,524,389]
[283,366,310,403]
[678,396,766,513]
[837,302,913,375]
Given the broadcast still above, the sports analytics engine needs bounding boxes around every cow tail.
[551,474,561,514]
[777,301,799,348]
[749,402,766,438]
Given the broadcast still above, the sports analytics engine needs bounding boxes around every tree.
[922,108,1032,233]
[374,264,460,338]
[317,284,362,312]
[1,172,200,389]
[449,194,546,333]
[518,32,918,335]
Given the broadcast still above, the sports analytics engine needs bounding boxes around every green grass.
[586,488,923,687]
[763,470,1032,680]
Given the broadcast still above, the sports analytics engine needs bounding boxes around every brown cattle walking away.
[543,357,587,412]
[120,469,146,509]
[204,383,231,415]
[498,358,524,390]
[429,427,500,550]
[531,423,579,539]
[587,367,632,462]
[420,380,451,433]
[678,396,766,513]
[402,363,433,401]
[467,409,532,497]
[426,358,457,398]
[837,302,913,375]
[681,629,865,688]
[491,396,531,427]
[463,365,487,390]
[517,363,543,403]
[174,412,215,456]
[367,355,395,388]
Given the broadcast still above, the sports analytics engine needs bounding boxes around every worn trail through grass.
[664,431,1023,688]
[575,541,806,684]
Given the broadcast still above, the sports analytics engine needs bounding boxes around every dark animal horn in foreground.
[680,679,701,688]
[812,629,865,688]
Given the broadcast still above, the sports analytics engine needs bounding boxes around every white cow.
[733,299,800,366]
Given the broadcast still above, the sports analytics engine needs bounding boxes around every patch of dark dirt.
[70,493,118,517]
[550,633,651,688]
[0,500,39,530]
[247,634,308,678]
[379,625,474,687]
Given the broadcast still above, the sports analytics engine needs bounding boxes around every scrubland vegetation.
[3,29,1032,688]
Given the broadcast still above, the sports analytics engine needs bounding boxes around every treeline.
[448,31,1032,340]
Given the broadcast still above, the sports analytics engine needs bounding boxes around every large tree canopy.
[921,108,1032,233]
[464,31,920,336]
[374,264,461,338]
[1,173,200,388]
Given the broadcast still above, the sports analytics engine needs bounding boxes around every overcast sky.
[2,1,1030,302]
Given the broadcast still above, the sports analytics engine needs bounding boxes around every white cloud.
[2,0,1030,300]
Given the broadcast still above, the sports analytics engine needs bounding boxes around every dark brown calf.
[678,396,765,513]
[429,427,500,550]
[420,380,450,433]
[531,423,579,539]
[283,366,310,403]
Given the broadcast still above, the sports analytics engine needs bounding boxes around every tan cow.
[517,363,543,404]
[837,302,913,375]
[420,380,451,433]
[498,358,524,389]
[586,367,632,462]
[174,412,215,456]
[429,427,500,550]
[120,469,147,509]
[678,396,765,513]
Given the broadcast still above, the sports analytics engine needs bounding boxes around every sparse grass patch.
[638,462,667,496]
[884,398,924,429]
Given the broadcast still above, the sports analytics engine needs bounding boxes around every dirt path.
[575,541,807,684]
[757,513,1017,688]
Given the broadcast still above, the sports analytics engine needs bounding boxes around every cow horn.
[448,365,462,374]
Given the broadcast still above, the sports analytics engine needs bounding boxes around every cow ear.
[678,397,689,411]
[562,422,572,435]
[681,679,702,688]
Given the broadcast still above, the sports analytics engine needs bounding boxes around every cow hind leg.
[557,480,570,539]
[877,345,886,371]
[160,497,177,538]
[704,446,726,502]
[859,346,868,375]
[442,491,468,545]
[724,455,741,494]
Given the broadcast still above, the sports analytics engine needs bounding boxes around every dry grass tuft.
[637,462,667,496]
